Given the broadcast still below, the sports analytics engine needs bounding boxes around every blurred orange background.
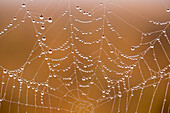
[0,0,170,113]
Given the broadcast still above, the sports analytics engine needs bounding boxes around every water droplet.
[22,4,26,8]
[82,77,85,81]
[42,36,46,41]
[48,49,52,54]
[40,15,44,20]
[76,6,79,10]
[22,19,25,23]
[9,23,13,26]
[3,69,7,74]
[102,35,105,38]
[108,10,111,13]
[41,91,44,95]
[150,45,154,48]
[9,73,13,77]
[110,50,113,53]
[131,46,135,51]
[41,25,45,30]
[27,85,30,88]
[79,9,82,12]
[13,17,17,21]
[48,17,52,23]
[100,3,103,6]
[32,20,35,23]
[27,10,29,13]
[153,84,156,87]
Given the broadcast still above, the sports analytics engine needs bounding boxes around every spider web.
[0,0,170,113]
